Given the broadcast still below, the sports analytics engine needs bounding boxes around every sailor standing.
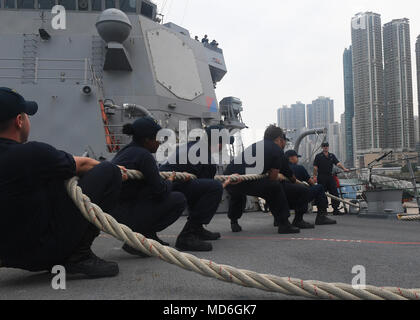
[313,142,349,215]
[0,88,124,278]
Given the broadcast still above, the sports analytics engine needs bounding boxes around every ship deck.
[1,211,420,300]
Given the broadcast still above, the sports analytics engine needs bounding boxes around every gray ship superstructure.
[0,1,242,159]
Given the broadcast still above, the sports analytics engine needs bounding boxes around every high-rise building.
[343,46,354,167]
[383,18,415,152]
[340,113,347,164]
[306,97,334,129]
[414,116,420,144]
[416,35,420,142]
[290,102,306,130]
[277,105,292,129]
[328,122,342,161]
[277,102,306,141]
[351,12,386,165]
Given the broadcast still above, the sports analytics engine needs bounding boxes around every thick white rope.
[325,193,360,208]
[64,169,420,300]
[398,215,420,221]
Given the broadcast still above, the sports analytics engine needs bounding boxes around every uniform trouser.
[112,192,187,236]
[282,182,312,220]
[226,178,291,224]
[307,184,328,212]
[317,174,339,210]
[65,162,124,262]
[7,162,123,272]
[173,179,223,226]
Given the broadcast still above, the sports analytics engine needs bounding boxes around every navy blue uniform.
[289,163,328,211]
[279,161,312,219]
[224,140,291,223]
[159,142,223,226]
[0,138,121,271]
[314,152,340,210]
[111,142,187,236]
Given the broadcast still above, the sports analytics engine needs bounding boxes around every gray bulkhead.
[0,1,227,159]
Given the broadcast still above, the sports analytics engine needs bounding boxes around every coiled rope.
[65,169,420,300]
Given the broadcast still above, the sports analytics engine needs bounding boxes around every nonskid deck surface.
[1,212,420,300]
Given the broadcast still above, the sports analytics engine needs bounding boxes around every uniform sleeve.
[332,154,339,165]
[269,145,283,171]
[28,142,76,180]
[313,155,320,167]
[302,167,311,182]
[280,156,294,179]
[138,151,172,199]
[276,149,293,179]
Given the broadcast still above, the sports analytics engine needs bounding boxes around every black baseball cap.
[0,87,38,122]
[131,116,162,138]
[322,142,330,147]
[285,150,302,158]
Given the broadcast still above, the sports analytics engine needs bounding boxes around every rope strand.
[63,169,420,300]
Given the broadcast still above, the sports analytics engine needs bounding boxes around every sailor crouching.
[285,150,337,225]
[110,117,187,256]
[224,125,302,234]
[0,87,124,278]
[159,125,230,252]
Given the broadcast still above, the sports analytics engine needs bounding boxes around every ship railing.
[0,57,92,84]
[203,42,223,54]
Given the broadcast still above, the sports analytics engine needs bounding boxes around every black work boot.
[273,216,279,227]
[64,250,119,278]
[278,220,300,234]
[333,209,344,216]
[293,213,315,229]
[293,220,315,229]
[175,222,213,252]
[230,220,242,233]
[122,244,151,258]
[194,225,221,241]
[316,211,337,225]
[145,232,170,246]
[64,226,118,278]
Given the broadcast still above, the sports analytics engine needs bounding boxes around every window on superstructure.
[58,0,76,10]
[4,0,16,8]
[105,0,115,9]
[140,1,153,19]
[78,0,88,10]
[120,0,136,13]
[91,0,101,10]
[17,0,35,8]
[38,0,55,9]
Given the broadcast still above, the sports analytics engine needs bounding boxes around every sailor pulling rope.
[64,169,420,300]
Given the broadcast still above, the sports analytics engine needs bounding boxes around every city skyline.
[278,12,418,168]
[155,1,420,147]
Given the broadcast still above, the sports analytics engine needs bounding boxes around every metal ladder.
[21,33,39,84]
[91,35,104,85]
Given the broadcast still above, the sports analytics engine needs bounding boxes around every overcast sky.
[153,0,420,141]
